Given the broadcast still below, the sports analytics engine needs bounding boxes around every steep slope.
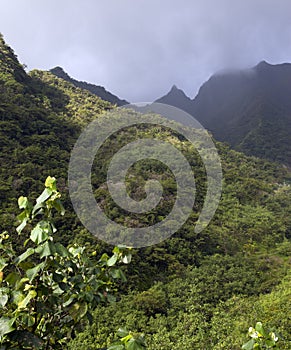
[1,37,291,349]
[50,66,129,106]
[191,61,291,165]
[1,34,291,286]
[0,34,112,235]
[157,61,291,166]
[155,84,193,115]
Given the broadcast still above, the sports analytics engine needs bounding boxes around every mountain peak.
[255,60,272,71]
[168,85,190,96]
[50,67,75,84]
[50,66,65,73]
[164,84,188,97]
[50,66,69,77]
[155,85,192,113]
[50,67,128,106]
[170,84,178,91]
[257,60,270,66]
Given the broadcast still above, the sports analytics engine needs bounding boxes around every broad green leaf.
[113,246,120,254]
[127,338,146,350]
[45,176,57,190]
[17,210,28,222]
[62,294,77,307]
[265,339,276,347]
[32,201,44,215]
[26,262,45,282]
[126,341,142,350]
[99,253,109,265]
[18,196,29,209]
[0,317,14,337]
[53,199,65,215]
[0,257,7,271]
[122,253,132,264]
[255,321,267,338]
[36,241,55,258]
[30,221,52,242]
[52,285,64,295]
[0,294,8,308]
[36,188,52,204]
[16,217,28,234]
[14,247,34,265]
[18,290,37,310]
[242,339,255,350]
[107,254,118,267]
[0,288,9,308]
[110,268,126,282]
[20,314,35,327]
[108,345,124,350]
[16,278,30,292]
[69,302,88,322]
[100,253,109,260]
[5,272,20,286]
[11,290,24,306]
[30,224,49,244]
[117,328,129,338]
[55,242,69,257]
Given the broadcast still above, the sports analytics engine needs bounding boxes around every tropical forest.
[0,31,290,350]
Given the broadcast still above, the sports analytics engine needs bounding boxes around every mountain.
[0,33,112,238]
[156,61,291,166]
[0,32,290,256]
[1,34,291,350]
[50,66,129,106]
[156,84,193,115]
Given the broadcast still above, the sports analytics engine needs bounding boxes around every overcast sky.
[2,0,291,102]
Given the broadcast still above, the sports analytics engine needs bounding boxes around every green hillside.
[50,66,129,106]
[0,33,112,236]
[0,35,291,349]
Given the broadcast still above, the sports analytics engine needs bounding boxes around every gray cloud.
[2,0,291,101]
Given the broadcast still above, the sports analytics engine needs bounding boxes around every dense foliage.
[0,35,291,349]
[0,177,131,349]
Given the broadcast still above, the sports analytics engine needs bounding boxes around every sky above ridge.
[2,0,291,102]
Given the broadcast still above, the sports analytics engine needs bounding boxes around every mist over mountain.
[157,61,291,166]
[50,62,291,167]
[50,66,129,106]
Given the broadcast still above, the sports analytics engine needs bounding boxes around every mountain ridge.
[156,61,291,166]
[50,66,129,106]
[1,33,291,350]
[155,84,193,115]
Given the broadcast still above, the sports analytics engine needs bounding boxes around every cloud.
[2,0,291,101]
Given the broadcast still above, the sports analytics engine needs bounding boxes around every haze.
[2,0,291,102]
